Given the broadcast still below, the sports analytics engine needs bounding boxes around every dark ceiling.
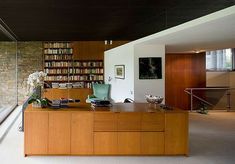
[0,0,234,41]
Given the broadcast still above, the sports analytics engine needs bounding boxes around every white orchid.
[27,71,47,95]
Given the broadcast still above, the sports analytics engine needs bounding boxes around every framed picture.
[139,57,162,79]
[115,65,125,79]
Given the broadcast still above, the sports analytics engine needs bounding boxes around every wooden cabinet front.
[141,113,164,131]
[117,113,141,131]
[71,112,93,155]
[24,112,48,155]
[94,113,117,131]
[118,132,141,155]
[165,113,188,155]
[48,112,71,154]
[141,132,164,155]
[24,104,188,156]
[94,132,118,155]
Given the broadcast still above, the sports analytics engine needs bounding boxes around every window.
[206,48,234,71]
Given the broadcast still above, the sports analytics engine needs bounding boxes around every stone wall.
[17,42,43,104]
[0,42,17,106]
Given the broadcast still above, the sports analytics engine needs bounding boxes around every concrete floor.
[0,109,235,164]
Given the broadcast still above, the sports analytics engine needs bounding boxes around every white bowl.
[145,95,163,104]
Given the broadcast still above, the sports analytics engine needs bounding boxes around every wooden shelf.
[46,73,103,76]
[44,48,73,49]
[44,53,73,55]
[45,80,103,82]
[44,66,71,69]
[45,59,73,61]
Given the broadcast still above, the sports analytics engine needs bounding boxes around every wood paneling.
[24,103,188,156]
[117,113,141,131]
[141,132,164,155]
[44,88,69,99]
[68,88,92,103]
[73,41,129,60]
[94,132,118,155]
[94,113,117,131]
[165,53,206,110]
[48,112,71,154]
[165,113,188,155]
[118,132,141,155]
[43,88,92,103]
[73,41,104,60]
[24,112,48,155]
[141,113,164,131]
[104,41,129,51]
[71,112,93,155]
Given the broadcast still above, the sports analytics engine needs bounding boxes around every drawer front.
[141,113,164,131]
[94,132,118,155]
[94,113,117,131]
[118,113,141,131]
[141,132,164,155]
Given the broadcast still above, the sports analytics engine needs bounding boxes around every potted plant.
[28,92,49,108]
[27,71,47,108]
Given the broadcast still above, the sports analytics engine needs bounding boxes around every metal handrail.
[184,87,235,111]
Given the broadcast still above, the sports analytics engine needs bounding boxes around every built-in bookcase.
[43,42,104,88]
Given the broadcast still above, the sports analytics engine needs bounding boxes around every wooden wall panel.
[165,53,206,110]
[73,41,104,60]
[104,41,129,51]
[73,41,128,60]
[72,41,129,60]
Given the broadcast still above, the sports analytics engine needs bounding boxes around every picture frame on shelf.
[114,65,125,79]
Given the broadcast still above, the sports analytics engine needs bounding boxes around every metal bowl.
[145,95,163,104]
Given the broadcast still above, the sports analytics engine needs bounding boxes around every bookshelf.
[43,42,104,88]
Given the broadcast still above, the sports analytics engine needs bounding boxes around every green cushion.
[92,84,110,100]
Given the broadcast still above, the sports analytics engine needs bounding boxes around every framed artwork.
[139,57,162,79]
[115,65,125,79]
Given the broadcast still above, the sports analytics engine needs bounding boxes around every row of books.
[45,61,73,67]
[44,75,104,81]
[44,48,73,55]
[44,68,103,74]
[74,68,104,74]
[73,61,103,67]
[45,76,71,81]
[45,54,73,60]
[72,75,104,81]
[45,81,103,89]
[44,42,72,48]
[44,61,103,68]
[44,68,73,74]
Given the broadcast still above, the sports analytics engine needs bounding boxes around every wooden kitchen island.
[24,103,188,156]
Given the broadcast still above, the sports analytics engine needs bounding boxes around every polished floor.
[0,108,235,164]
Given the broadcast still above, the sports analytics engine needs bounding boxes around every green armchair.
[86,84,110,103]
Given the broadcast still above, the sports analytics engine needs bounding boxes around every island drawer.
[94,113,117,131]
[141,113,164,131]
[117,113,141,131]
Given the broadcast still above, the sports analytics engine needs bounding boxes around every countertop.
[25,103,187,113]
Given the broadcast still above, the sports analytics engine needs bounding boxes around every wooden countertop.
[25,103,187,113]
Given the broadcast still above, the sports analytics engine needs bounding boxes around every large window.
[0,21,17,124]
[206,48,234,71]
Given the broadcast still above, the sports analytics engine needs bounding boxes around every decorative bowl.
[145,95,163,104]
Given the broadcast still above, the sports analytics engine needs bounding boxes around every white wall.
[134,44,165,102]
[206,71,235,109]
[206,72,229,87]
[104,44,134,102]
